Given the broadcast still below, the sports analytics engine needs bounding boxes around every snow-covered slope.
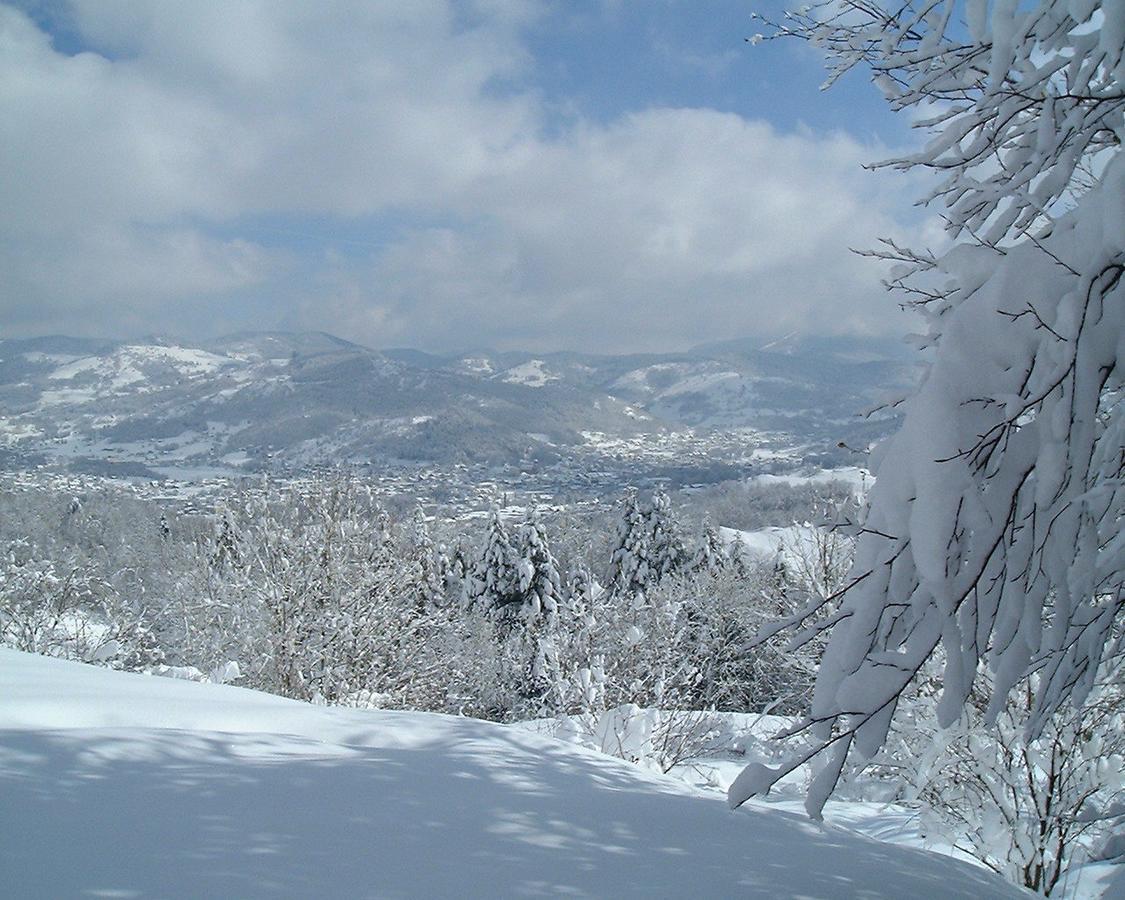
[0,649,1022,898]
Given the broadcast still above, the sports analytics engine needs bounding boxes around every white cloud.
[0,1,927,351]
[327,110,925,351]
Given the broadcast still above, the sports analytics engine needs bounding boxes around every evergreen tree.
[609,488,686,596]
[498,513,565,713]
[647,489,686,582]
[691,519,728,575]
[512,512,563,621]
[409,504,448,610]
[446,535,470,593]
[608,489,651,595]
[373,509,393,559]
[210,512,242,570]
[463,508,519,613]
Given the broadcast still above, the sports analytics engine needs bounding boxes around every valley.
[0,331,912,503]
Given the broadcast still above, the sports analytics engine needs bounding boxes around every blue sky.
[521,2,906,139]
[1,1,932,353]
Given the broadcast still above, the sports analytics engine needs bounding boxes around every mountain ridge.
[0,330,917,476]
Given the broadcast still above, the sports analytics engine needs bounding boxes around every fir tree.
[210,513,242,570]
[512,512,563,621]
[409,505,448,610]
[647,489,685,581]
[691,519,728,575]
[609,488,686,596]
[608,489,651,595]
[463,508,519,613]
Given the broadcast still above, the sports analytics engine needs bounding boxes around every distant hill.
[0,331,918,475]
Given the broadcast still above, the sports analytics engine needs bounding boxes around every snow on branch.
[732,0,1125,818]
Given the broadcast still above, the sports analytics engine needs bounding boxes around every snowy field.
[0,649,1028,898]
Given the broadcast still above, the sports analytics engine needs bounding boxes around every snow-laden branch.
[733,0,1125,818]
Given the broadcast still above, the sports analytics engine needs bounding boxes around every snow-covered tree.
[732,1,1125,817]
[776,521,855,614]
[407,504,448,610]
[608,488,686,595]
[608,489,651,595]
[556,563,607,712]
[0,541,107,659]
[447,535,471,590]
[691,519,730,575]
[647,489,687,582]
[463,508,520,614]
[886,659,1125,895]
[210,511,242,570]
[374,508,393,554]
[512,512,564,621]
[479,513,568,715]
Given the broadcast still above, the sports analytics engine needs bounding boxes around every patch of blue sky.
[10,0,91,56]
[193,211,467,261]
[520,1,915,146]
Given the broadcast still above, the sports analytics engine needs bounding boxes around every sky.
[1,0,940,354]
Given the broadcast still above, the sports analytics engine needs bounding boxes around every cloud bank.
[1,1,930,352]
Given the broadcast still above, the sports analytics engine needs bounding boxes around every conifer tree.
[463,508,519,613]
[647,489,686,582]
[609,488,686,595]
[691,519,728,575]
[409,504,448,610]
[608,489,652,595]
[512,512,563,621]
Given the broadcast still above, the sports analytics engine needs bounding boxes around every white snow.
[0,649,1023,898]
[661,370,745,398]
[46,345,229,388]
[751,465,871,493]
[110,364,145,389]
[522,710,1123,899]
[37,387,97,407]
[125,344,229,374]
[721,524,790,558]
[462,356,495,374]
[22,352,81,365]
[0,418,42,445]
[47,356,101,380]
[501,359,558,388]
[758,331,801,352]
[612,362,693,393]
[719,523,826,565]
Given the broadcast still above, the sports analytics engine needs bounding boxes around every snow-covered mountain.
[0,649,1024,898]
[0,332,916,475]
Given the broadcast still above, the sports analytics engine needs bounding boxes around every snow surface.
[751,465,871,493]
[0,649,1024,898]
[45,345,230,390]
[656,370,744,398]
[720,524,803,559]
[719,523,837,570]
[501,359,558,387]
[518,710,1123,899]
